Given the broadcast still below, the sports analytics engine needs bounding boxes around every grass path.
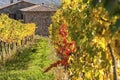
[0,37,57,80]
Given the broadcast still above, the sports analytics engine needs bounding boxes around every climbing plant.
[0,14,36,62]
[48,0,120,80]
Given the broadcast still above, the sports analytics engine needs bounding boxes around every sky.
[0,0,61,6]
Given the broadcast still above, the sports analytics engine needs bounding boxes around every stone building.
[0,0,35,20]
[20,4,56,36]
[0,0,57,36]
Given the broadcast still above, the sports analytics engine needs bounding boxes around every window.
[20,14,23,19]
[9,14,14,18]
[9,13,16,19]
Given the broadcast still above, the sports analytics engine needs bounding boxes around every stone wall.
[0,2,56,36]
[22,11,55,36]
[0,2,34,20]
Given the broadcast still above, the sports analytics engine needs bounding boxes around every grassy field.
[0,37,57,80]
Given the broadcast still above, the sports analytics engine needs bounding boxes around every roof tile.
[20,4,57,12]
[0,0,35,10]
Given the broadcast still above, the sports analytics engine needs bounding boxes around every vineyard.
[0,37,57,80]
[0,14,35,62]
[0,0,120,80]
[48,0,120,80]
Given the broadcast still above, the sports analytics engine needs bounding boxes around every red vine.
[44,23,76,73]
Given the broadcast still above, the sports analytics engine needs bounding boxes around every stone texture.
[0,1,56,36]
[22,11,55,36]
[0,1,35,20]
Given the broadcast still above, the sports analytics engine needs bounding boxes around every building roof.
[0,0,35,10]
[20,4,57,12]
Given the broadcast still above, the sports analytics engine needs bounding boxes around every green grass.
[0,37,57,80]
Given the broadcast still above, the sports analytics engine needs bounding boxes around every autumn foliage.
[44,23,76,72]
[0,14,36,61]
[48,0,120,80]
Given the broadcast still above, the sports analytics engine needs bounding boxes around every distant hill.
[0,0,61,6]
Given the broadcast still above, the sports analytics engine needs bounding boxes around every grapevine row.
[49,0,120,79]
[0,14,36,62]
